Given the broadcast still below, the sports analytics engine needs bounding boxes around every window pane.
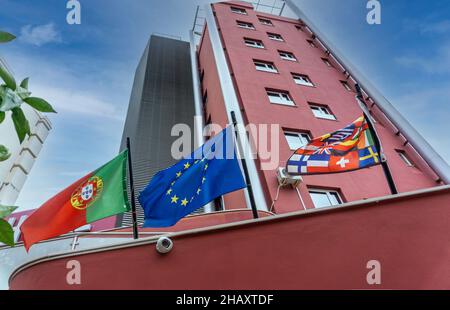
[285,134,301,150]
[310,192,332,209]
[328,193,342,206]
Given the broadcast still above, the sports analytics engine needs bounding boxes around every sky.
[0,0,449,212]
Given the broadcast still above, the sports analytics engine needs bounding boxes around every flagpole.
[230,111,259,219]
[126,137,140,239]
[355,85,398,195]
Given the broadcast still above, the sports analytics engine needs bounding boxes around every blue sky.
[0,0,449,211]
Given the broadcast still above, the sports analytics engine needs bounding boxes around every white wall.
[0,105,52,205]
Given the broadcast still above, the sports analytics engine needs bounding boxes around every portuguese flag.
[21,151,130,251]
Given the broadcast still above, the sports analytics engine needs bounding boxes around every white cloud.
[31,83,124,121]
[395,42,450,74]
[420,20,450,34]
[19,23,62,46]
[392,85,450,165]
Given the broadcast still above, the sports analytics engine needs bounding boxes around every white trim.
[244,38,265,49]
[237,21,255,30]
[204,5,268,211]
[254,60,278,73]
[310,104,336,120]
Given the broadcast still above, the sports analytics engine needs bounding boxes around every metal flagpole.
[230,111,259,219]
[355,85,398,195]
[126,137,140,239]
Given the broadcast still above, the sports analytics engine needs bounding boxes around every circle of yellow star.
[171,195,179,204]
[176,171,182,178]
[166,188,173,195]
[181,198,189,207]
[184,163,191,170]
[197,188,202,195]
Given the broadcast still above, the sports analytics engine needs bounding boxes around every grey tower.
[117,35,196,227]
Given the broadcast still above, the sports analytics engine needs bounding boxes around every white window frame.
[254,60,278,73]
[259,18,273,26]
[293,74,314,87]
[279,51,297,61]
[268,33,284,42]
[231,7,247,15]
[397,150,414,167]
[244,38,265,49]
[310,104,336,120]
[307,40,317,48]
[341,81,352,91]
[237,21,255,30]
[284,131,311,150]
[322,58,333,67]
[309,189,343,209]
[267,90,295,106]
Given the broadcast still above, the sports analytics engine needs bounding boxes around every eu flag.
[139,127,247,228]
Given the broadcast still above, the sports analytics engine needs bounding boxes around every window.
[310,104,336,120]
[322,58,333,67]
[307,39,317,48]
[231,7,247,15]
[244,38,265,49]
[267,90,295,106]
[202,90,208,105]
[296,25,305,32]
[309,189,342,209]
[254,60,278,73]
[284,131,311,150]
[341,80,352,91]
[397,150,414,167]
[268,32,284,42]
[259,18,273,26]
[292,74,314,87]
[237,21,255,30]
[278,50,297,61]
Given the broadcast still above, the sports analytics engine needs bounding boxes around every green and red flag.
[21,151,130,251]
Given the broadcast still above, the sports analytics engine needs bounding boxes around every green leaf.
[0,31,15,43]
[0,205,17,218]
[0,63,16,90]
[24,97,56,113]
[20,77,29,90]
[0,219,14,246]
[11,107,30,143]
[0,145,11,162]
[0,111,5,123]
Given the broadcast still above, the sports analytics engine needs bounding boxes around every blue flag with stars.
[139,127,247,228]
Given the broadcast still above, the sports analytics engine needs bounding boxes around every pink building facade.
[198,1,441,214]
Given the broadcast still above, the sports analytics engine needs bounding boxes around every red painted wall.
[198,2,439,214]
[10,187,450,290]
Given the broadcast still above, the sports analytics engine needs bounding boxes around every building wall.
[197,27,248,211]
[10,186,450,290]
[0,105,52,206]
[198,2,439,213]
[117,35,197,226]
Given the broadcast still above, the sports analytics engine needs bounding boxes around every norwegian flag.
[286,116,382,175]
